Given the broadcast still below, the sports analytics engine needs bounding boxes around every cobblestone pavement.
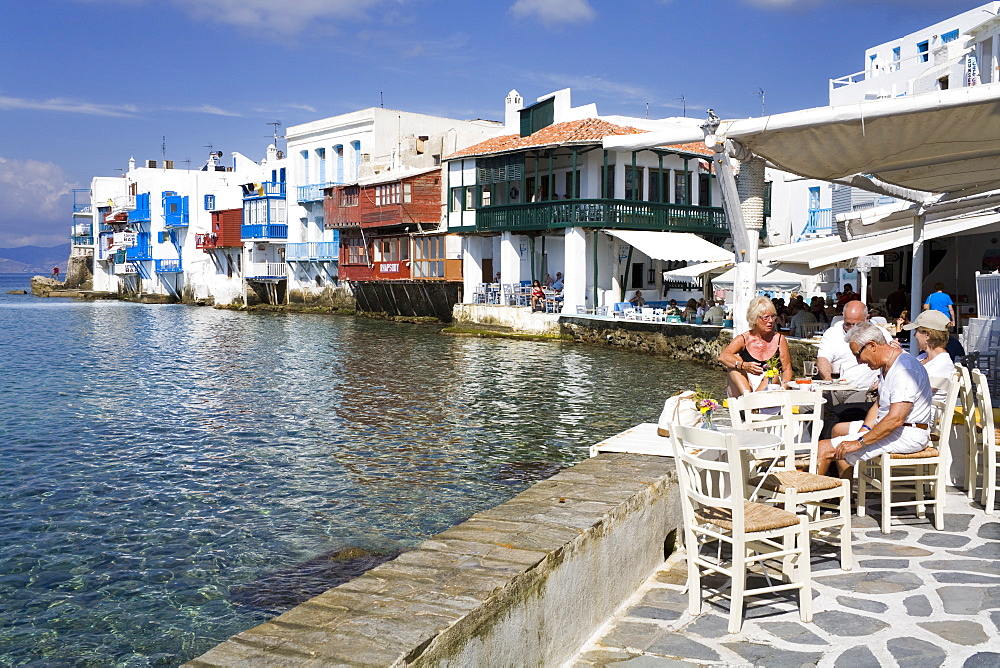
[573,486,1000,667]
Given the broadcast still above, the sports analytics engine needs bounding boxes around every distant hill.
[0,245,70,273]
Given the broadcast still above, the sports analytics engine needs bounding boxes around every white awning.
[604,230,731,263]
[604,84,1000,198]
[758,211,1000,269]
[661,260,733,282]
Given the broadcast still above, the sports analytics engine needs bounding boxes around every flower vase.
[701,413,717,431]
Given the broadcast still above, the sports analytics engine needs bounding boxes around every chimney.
[505,89,524,130]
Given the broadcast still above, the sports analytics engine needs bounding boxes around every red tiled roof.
[446,118,713,160]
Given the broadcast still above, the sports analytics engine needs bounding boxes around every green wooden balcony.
[474,199,727,234]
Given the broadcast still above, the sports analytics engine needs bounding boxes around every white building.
[445,88,726,312]
[91,149,280,304]
[830,1,1000,105]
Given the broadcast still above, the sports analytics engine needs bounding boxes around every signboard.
[379,263,400,273]
[882,251,900,262]
[854,255,885,270]
[114,232,137,248]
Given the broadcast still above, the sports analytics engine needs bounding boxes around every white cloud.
[532,73,650,101]
[510,0,596,27]
[169,0,399,36]
[0,158,78,247]
[167,104,244,117]
[0,96,139,117]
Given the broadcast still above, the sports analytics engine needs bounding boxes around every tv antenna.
[265,121,284,144]
[674,95,687,117]
[161,136,166,162]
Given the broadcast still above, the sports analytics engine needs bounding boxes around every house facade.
[444,89,726,312]
[285,107,503,315]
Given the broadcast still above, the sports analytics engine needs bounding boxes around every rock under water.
[228,546,400,610]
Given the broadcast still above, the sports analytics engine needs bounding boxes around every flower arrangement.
[693,386,722,429]
[763,353,782,380]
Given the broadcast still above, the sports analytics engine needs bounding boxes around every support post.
[910,214,926,354]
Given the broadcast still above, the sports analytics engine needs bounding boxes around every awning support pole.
[712,144,755,334]
[910,214,926,355]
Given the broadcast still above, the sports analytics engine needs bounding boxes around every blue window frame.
[316,148,326,184]
[204,194,215,210]
[335,145,344,183]
[918,40,929,63]
[351,141,361,180]
[279,167,286,183]
[942,29,959,44]
[892,46,900,71]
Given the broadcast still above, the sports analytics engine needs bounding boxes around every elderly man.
[817,322,932,480]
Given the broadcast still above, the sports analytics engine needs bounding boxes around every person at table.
[923,282,955,329]
[704,300,726,324]
[886,284,909,320]
[543,272,553,288]
[630,291,646,307]
[552,272,564,292]
[718,295,792,397]
[788,302,817,337]
[683,298,699,320]
[816,322,933,481]
[837,283,860,308]
[530,280,546,311]
[904,310,953,400]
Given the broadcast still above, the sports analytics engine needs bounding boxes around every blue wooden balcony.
[125,245,152,261]
[72,236,95,246]
[798,207,833,240]
[155,259,182,273]
[474,199,727,234]
[242,224,288,240]
[129,193,151,223]
[296,182,339,204]
[284,241,340,261]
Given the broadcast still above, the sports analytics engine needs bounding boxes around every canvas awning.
[712,265,808,290]
[604,230,731,263]
[661,260,733,282]
[758,210,1000,269]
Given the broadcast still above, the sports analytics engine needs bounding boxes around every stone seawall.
[187,453,679,667]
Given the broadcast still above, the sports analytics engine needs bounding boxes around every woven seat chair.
[955,363,979,498]
[729,390,852,570]
[857,369,959,533]
[969,368,1000,513]
[669,424,812,634]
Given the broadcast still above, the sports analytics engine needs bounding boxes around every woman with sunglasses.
[718,295,793,396]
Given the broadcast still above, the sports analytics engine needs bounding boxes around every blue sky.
[0,0,984,247]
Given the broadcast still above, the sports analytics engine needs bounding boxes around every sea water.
[0,274,724,665]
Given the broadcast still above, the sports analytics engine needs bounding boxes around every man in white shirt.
[817,322,932,480]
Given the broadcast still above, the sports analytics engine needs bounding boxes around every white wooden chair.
[856,369,959,533]
[972,369,1000,513]
[669,424,812,634]
[729,391,852,570]
[956,363,979,498]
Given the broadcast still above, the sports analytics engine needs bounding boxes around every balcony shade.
[604,230,731,263]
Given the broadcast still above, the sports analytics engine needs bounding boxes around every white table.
[589,422,780,457]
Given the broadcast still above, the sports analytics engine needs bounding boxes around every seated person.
[788,303,817,337]
[629,290,646,307]
[904,310,953,401]
[817,322,932,481]
[704,301,726,324]
[530,280,545,311]
[551,272,564,292]
[683,298,699,320]
[718,296,792,397]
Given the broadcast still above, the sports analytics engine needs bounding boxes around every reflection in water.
[0,290,725,665]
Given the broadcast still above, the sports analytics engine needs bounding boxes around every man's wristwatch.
[857,434,865,446]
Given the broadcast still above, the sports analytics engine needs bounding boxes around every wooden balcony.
[474,199,727,235]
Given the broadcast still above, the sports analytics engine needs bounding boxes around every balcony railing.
[284,241,340,261]
[242,224,288,240]
[195,233,219,250]
[72,236,95,246]
[474,199,728,234]
[245,262,287,279]
[125,245,152,261]
[155,259,182,273]
[243,181,286,199]
[72,223,93,237]
[799,207,833,240]
[296,182,339,204]
[830,70,867,89]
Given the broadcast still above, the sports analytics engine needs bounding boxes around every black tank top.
[737,333,781,364]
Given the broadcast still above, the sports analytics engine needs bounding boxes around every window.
[204,194,215,210]
[375,183,400,206]
[450,187,465,212]
[351,141,361,180]
[601,165,615,198]
[648,169,669,203]
[316,148,326,184]
[674,172,690,205]
[335,145,344,182]
[300,150,310,183]
[346,236,368,265]
[413,236,446,278]
[341,186,359,207]
[464,186,476,211]
[917,40,929,63]
[625,167,643,201]
[403,182,412,204]
[892,46,901,71]
[376,238,408,262]
[942,29,959,44]
[564,170,580,199]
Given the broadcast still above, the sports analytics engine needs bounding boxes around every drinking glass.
[803,361,817,378]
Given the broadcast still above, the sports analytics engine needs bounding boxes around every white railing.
[830,70,866,89]
[245,262,287,279]
[977,271,1000,318]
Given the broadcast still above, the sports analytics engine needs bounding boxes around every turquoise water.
[0,274,724,665]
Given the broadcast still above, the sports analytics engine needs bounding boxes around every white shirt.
[878,351,933,426]
[918,351,954,402]
[816,322,891,389]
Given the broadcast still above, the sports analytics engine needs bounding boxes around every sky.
[0,0,987,247]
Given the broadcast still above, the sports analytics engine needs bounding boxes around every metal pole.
[910,214,925,355]
[593,231,599,309]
